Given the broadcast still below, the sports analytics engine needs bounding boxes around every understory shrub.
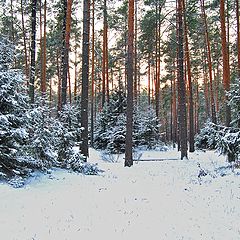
[196,122,240,162]
[94,90,162,153]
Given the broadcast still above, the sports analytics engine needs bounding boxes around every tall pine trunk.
[29,0,37,104]
[21,0,29,81]
[90,0,95,147]
[133,0,138,103]
[41,0,47,96]
[220,0,231,126]
[200,0,217,124]
[236,0,240,127]
[80,0,90,160]
[125,0,134,167]
[177,0,188,159]
[183,0,194,152]
[60,0,67,108]
[102,0,107,107]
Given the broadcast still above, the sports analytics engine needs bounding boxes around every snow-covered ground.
[0,148,240,240]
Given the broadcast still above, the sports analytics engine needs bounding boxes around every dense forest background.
[0,0,240,181]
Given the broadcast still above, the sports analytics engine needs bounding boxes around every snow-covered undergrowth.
[0,148,240,240]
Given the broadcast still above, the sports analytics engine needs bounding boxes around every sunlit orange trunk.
[148,55,151,105]
[220,0,231,126]
[200,0,216,123]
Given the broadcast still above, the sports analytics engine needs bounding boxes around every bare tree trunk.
[20,0,29,81]
[236,0,240,127]
[183,0,194,152]
[220,0,231,126]
[200,0,217,123]
[74,34,78,102]
[61,0,67,107]
[41,0,47,96]
[57,50,62,112]
[177,0,188,159]
[125,0,134,167]
[29,0,37,104]
[172,66,177,146]
[237,0,240,79]
[91,0,95,147]
[102,0,107,107]
[133,0,138,103]
[68,67,72,104]
[148,55,151,106]
[202,49,210,119]
[80,0,90,160]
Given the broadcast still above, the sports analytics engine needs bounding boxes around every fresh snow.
[0,148,240,240]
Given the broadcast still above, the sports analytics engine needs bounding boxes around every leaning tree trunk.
[80,0,90,160]
[125,0,134,167]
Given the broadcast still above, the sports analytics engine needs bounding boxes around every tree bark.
[41,0,47,96]
[61,0,73,107]
[60,0,67,108]
[91,0,95,147]
[200,0,217,124]
[133,0,138,104]
[29,0,37,104]
[236,0,240,127]
[220,0,231,126]
[80,0,90,160]
[20,0,29,81]
[125,0,134,167]
[102,0,107,107]
[177,0,188,159]
[183,0,194,152]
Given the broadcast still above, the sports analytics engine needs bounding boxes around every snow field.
[0,148,240,240]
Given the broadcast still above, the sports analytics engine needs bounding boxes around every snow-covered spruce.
[61,152,103,175]
[94,90,162,153]
[0,36,33,179]
[196,122,240,162]
[0,37,101,185]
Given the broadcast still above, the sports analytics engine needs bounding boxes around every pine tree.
[125,0,134,167]
[80,0,90,160]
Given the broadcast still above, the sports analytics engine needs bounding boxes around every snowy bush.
[227,83,240,127]
[94,91,162,153]
[134,107,161,149]
[196,122,240,162]
[0,37,87,184]
[195,121,218,150]
[62,152,103,175]
[215,127,240,162]
[94,90,127,153]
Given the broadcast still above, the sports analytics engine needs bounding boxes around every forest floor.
[0,147,240,240]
